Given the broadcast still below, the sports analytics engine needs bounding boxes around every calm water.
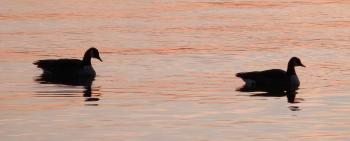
[1,0,350,140]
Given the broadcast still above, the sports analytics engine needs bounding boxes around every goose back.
[236,69,289,92]
[34,59,95,76]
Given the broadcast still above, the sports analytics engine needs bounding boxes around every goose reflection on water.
[237,86,303,111]
[34,74,101,104]
[237,85,302,103]
[237,85,302,104]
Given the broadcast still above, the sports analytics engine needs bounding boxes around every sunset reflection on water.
[1,0,350,140]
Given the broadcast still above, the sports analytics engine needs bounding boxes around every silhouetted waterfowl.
[236,57,305,93]
[34,47,102,76]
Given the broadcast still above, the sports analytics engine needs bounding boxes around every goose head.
[82,47,102,66]
[289,57,305,67]
[286,57,305,75]
[87,47,102,62]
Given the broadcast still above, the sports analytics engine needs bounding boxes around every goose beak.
[300,63,306,67]
[96,56,103,62]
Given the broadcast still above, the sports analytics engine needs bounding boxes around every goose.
[236,57,305,92]
[34,47,102,76]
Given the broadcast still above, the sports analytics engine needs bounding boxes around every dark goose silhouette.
[236,57,305,93]
[34,47,102,77]
[34,47,102,104]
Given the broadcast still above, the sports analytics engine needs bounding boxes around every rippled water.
[1,0,350,140]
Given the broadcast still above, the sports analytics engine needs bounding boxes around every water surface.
[1,0,350,140]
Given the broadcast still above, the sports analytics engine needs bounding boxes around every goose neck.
[82,52,92,66]
[287,63,296,75]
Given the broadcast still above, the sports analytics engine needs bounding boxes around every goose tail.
[235,72,251,78]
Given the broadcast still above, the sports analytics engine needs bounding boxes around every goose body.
[34,47,102,77]
[236,57,305,92]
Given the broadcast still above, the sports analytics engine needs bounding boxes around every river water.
[1,0,350,140]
